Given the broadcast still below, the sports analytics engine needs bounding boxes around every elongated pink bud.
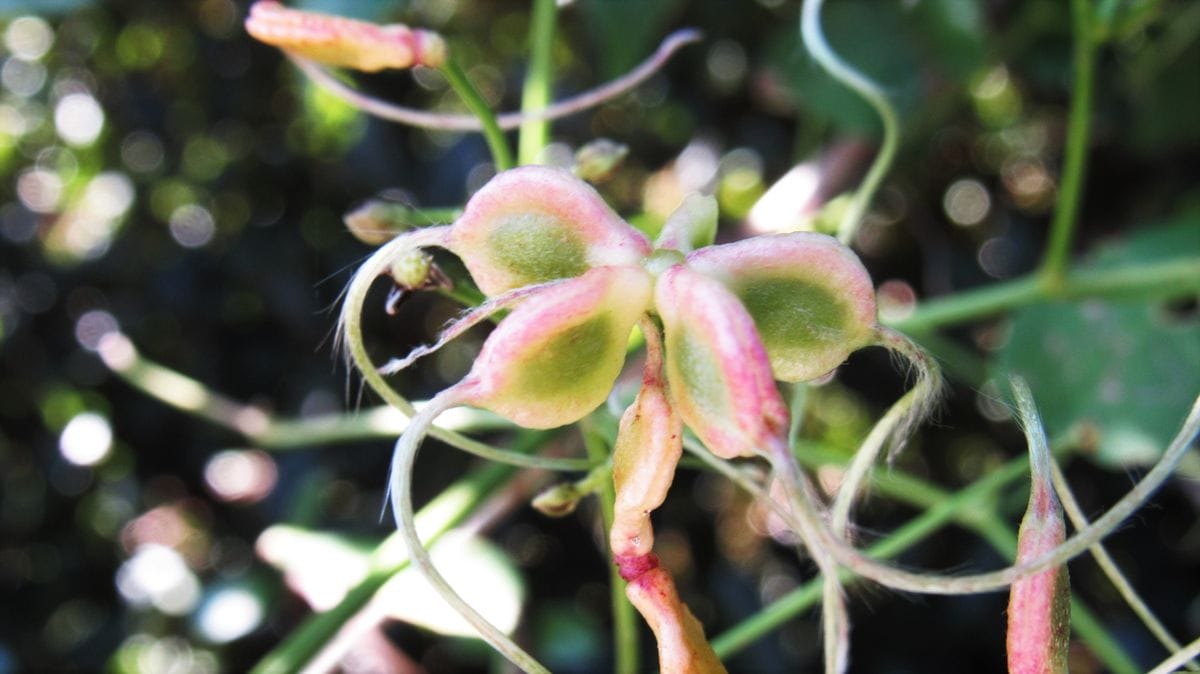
[620,554,728,674]
[456,265,653,429]
[611,323,683,558]
[1007,402,1071,674]
[446,167,652,296]
[686,233,877,382]
[656,265,789,459]
[245,1,446,72]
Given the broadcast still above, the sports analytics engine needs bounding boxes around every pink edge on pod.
[458,265,653,429]
[610,322,683,558]
[656,264,789,460]
[1007,471,1071,674]
[446,167,652,296]
[245,1,446,72]
[686,232,878,382]
[619,554,729,674]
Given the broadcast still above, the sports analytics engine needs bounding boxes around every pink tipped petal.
[459,265,653,429]
[686,233,878,382]
[622,555,729,674]
[656,265,789,460]
[245,1,446,71]
[611,323,683,558]
[446,167,652,296]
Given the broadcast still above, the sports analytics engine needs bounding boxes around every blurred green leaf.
[294,0,407,22]
[996,214,1200,467]
[577,0,682,77]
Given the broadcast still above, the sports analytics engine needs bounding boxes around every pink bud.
[611,324,683,558]
[446,167,652,296]
[245,1,446,71]
[686,233,877,382]
[655,264,789,460]
[620,554,729,674]
[455,265,653,429]
[1007,460,1070,674]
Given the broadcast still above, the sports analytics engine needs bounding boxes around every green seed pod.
[446,166,652,296]
[685,232,877,382]
[457,265,654,429]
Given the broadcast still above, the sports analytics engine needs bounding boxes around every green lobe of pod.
[486,213,589,287]
[686,233,878,382]
[464,265,653,429]
[447,166,652,296]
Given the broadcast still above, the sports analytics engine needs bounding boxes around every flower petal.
[459,265,653,429]
[446,167,652,296]
[245,1,446,72]
[686,233,877,382]
[611,322,682,558]
[656,265,788,459]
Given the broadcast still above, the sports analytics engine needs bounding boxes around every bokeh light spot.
[942,178,990,226]
[203,450,277,504]
[54,93,105,147]
[168,204,215,248]
[59,411,113,467]
[4,17,55,61]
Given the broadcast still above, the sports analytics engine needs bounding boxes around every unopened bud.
[656,194,718,254]
[1008,380,1071,674]
[573,139,629,183]
[245,1,447,72]
[344,200,461,245]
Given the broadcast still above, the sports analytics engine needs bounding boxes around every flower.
[340,165,902,672]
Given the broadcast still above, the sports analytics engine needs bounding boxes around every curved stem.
[389,388,552,674]
[793,394,1200,595]
[438,57,513,170]
[1149,636,1200,674]
[800,0,900,246]
[830,328,944,536]
[694,393,1200,596]
[339,230,592,471]
[288,29,701,132]
[1050,462,1200,670]
[1040,0,1097,289]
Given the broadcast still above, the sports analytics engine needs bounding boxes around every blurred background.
[0,0,1197,672]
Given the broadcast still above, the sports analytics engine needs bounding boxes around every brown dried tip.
[245,1,447,72]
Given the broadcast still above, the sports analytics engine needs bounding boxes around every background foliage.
[0,0,1197,672]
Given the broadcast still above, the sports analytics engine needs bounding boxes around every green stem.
[582,419,640,674]
[1040,0,1097,289]
[251,431,550,674]
[889,257,1200,334]
[800,0,900,246]
[439,58,514,171]
[518,0,557,166]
